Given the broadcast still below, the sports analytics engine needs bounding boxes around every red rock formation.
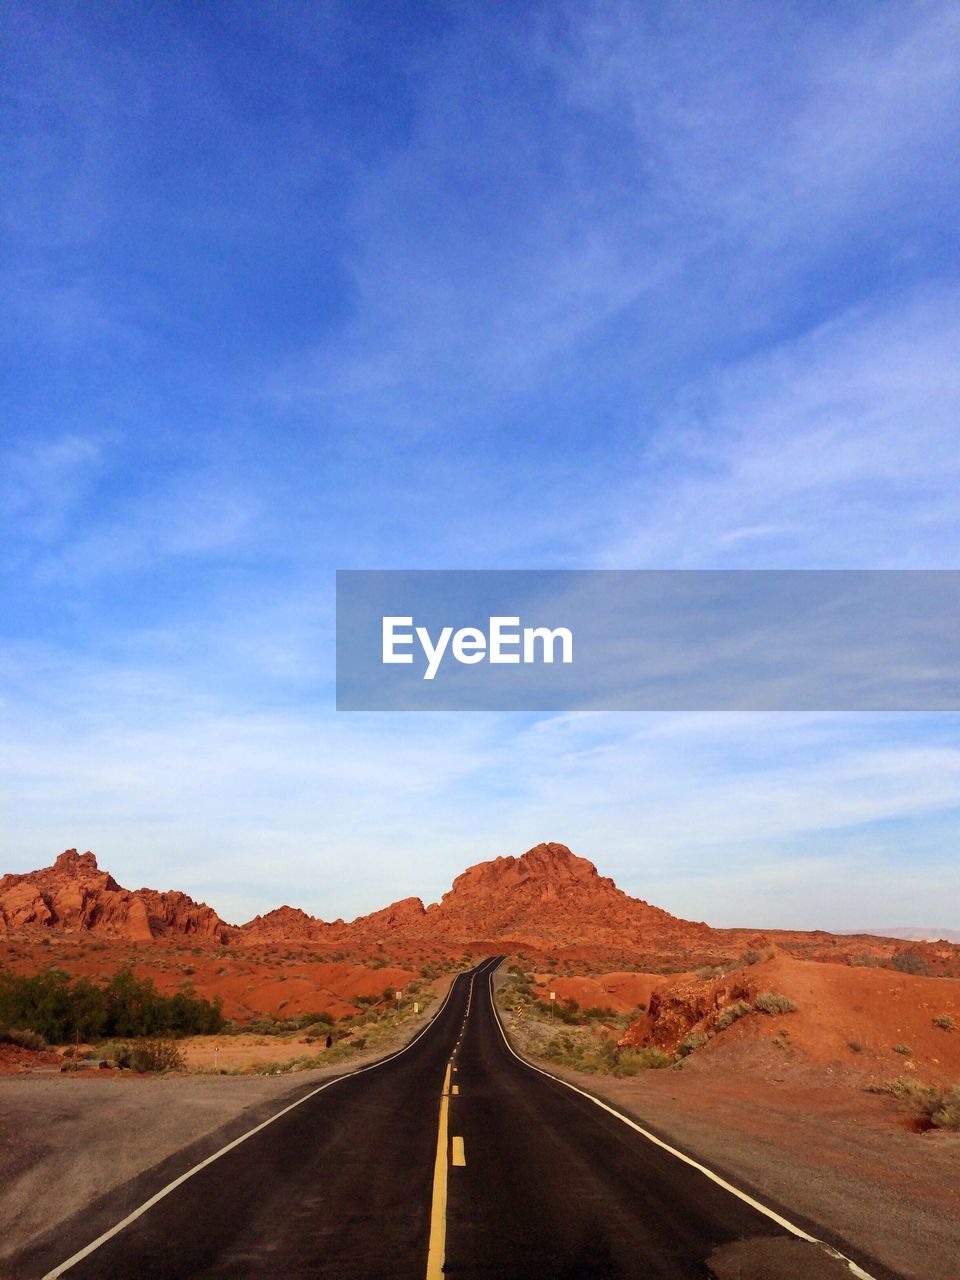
[134,889,229,941]
[332,896,428,945]
[6,844,958,976]
[236,843,707,950]
[240,906,335,943]
[0,849,228,943]
[417,842,710,951]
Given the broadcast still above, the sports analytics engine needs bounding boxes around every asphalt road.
[16,957,892,1280]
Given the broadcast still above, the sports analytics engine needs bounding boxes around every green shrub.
[129,1039,185,1073]
[933,1014,956,1032]
[547,998,583,1026]
[677,1031,708,1057]
[869,1078,960,1130]
[891,952,930,976]
[716,1000,753,1030]
[616,1046,672,1072]
[582,1005,619,1022]
[0,1026,47,1051]
[0,965,223,1042]
[892,1043,912,1055]
[755,992,797,1015]
[929,1096,960,1130]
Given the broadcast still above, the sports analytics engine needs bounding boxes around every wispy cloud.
[603,287,960,567]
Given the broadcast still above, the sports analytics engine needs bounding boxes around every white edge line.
[41,968,473,1279]
[487,967,878,1280]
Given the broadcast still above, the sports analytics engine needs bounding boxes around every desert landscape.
[1,842,958,1277]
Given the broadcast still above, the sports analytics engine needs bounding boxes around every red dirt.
[619,948,960,1083]
[0,1041,61,1075]
[531,971,668,1013]
[3,844,959,1026]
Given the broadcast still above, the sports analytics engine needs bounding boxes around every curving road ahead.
[15,957,895,1280]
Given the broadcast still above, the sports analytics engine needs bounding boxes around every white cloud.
[603,287,960,567]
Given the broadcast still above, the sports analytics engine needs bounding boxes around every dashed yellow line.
[426,968,480,1279]
[425,1060,452,1280]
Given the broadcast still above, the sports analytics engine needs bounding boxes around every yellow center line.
[425,1060,452,1280]
[426,969,478,1278]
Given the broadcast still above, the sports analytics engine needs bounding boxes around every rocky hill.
[0,849,228,943]
[3,844,957,973]
[419,842,709,950]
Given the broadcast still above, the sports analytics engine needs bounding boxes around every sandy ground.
[500,1000,959,1280]
[180,1031,334,1072]
[0,973,456,1267]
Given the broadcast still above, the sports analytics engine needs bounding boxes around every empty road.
[16,958,893,1280]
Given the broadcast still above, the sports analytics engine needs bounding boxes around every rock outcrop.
[238,842,708,951]
[0,849,229,943]
[418,842,709,950]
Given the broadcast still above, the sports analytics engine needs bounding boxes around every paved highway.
[17,958,893,1280]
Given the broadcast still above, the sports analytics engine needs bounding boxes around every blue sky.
[3,1,960,929]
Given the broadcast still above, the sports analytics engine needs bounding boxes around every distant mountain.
[0,849,228,942]
[239,842,709,951]
[3,846,958,972]
[0,842,706,952]
[845,926,960,944]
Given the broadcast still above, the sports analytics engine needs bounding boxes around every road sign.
[550,991,556,1000]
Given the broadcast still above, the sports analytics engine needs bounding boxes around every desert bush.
[546,998,583,1026]
[891,952,930,977]
[892,1043,912,1055]
[754,992,797,1015]
[582,1005,619,1022]
[741,948,773,966]
[0,1026,47,1051]
[129,1039,185,1073]
[0,965,222,1043]
[296,1010,334,1028]
[716,1000,753,1030]
[98,1041,130,1066]
[677,1031,708,1057]
[869,1077,960,1131]
[868,1075,928,1101]
[616,1046,672,1073]
[933,1013,956,1031]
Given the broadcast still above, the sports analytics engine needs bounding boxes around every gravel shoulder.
[0,973,457,1267]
